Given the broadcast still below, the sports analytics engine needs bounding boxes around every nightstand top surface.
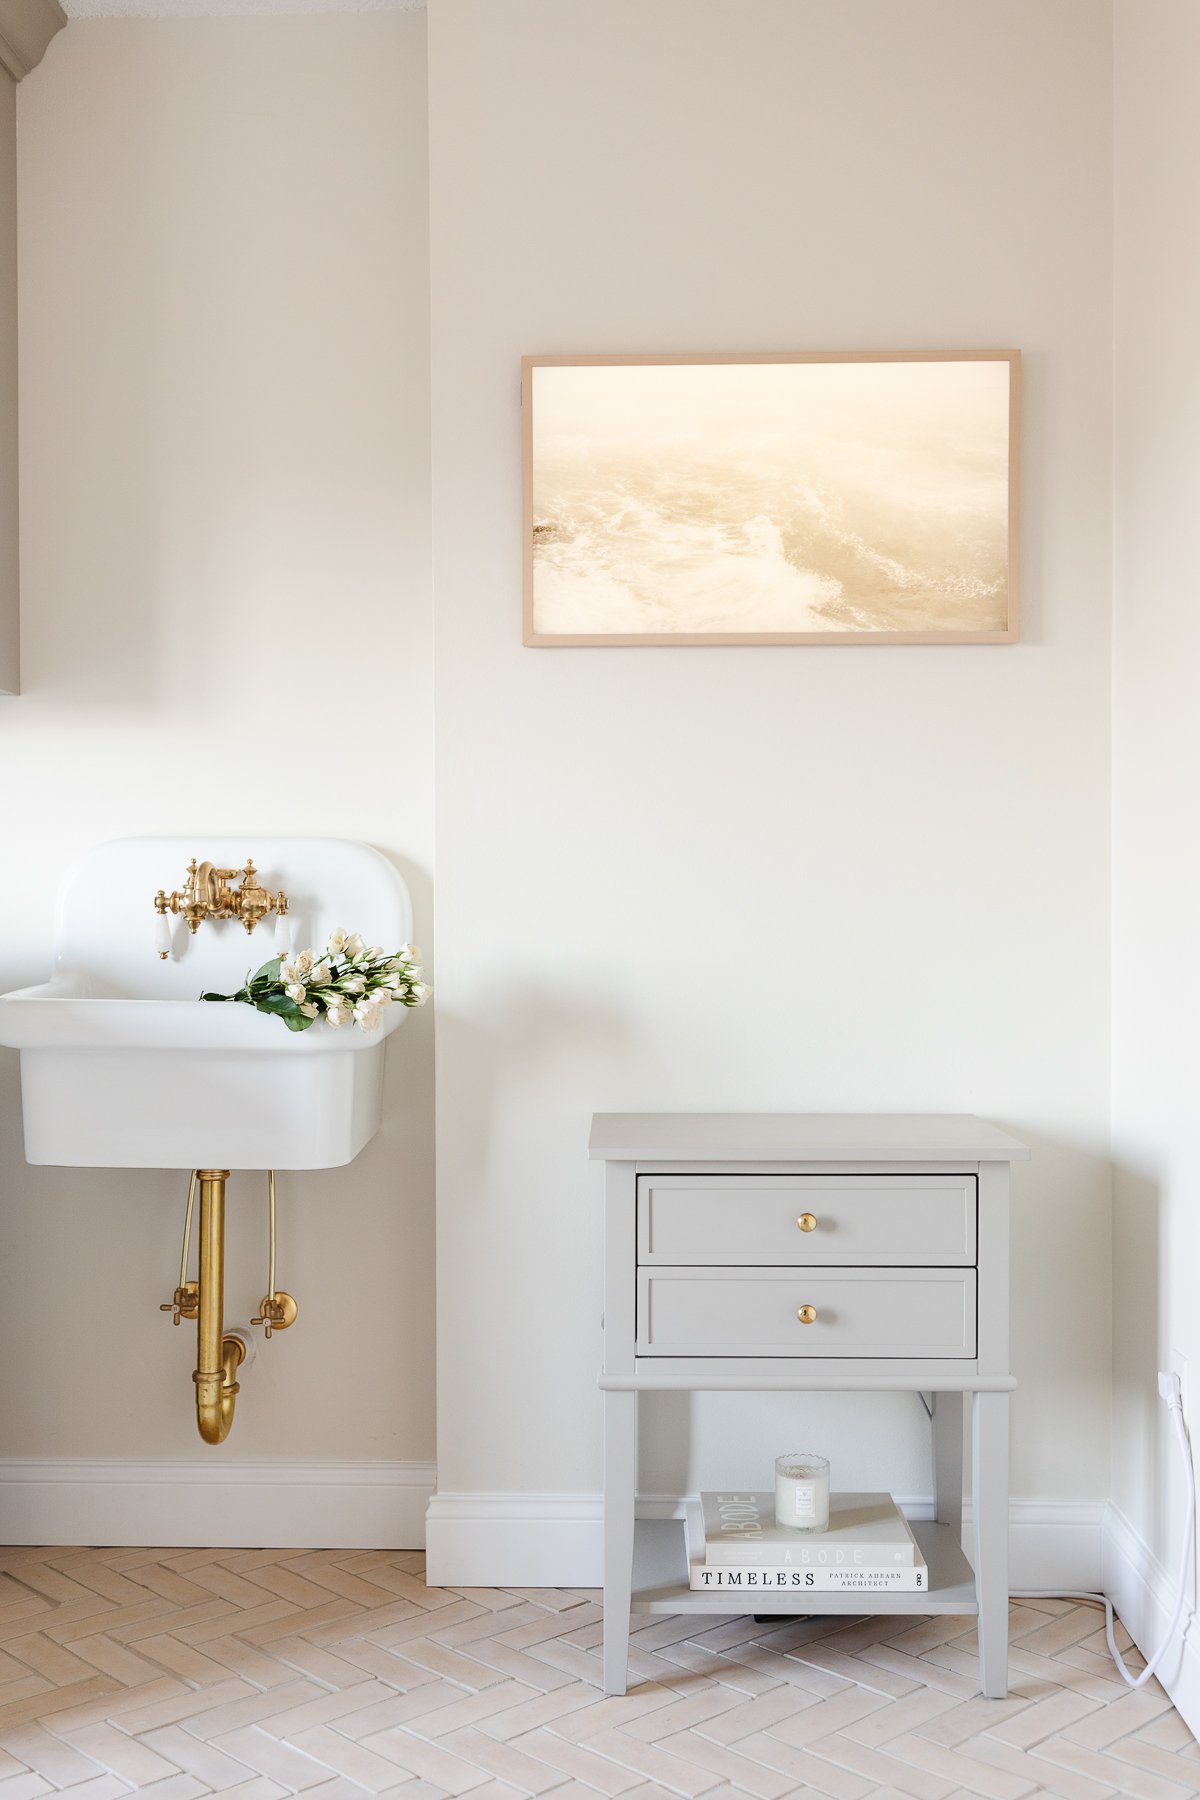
[588,1112,1029,1163]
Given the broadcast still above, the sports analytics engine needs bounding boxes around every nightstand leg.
[603,1388,637,1695]
[972,1389,1010,1698]
[933,1390,964,1531]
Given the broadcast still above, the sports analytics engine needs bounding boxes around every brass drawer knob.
[797,1213,818,1232]
[797,1304,818,1324]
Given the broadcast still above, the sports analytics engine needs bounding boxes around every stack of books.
[691,1491,928,1592]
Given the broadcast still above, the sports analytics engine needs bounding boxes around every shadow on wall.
[436,978,634,1177]
[638,1387,940,1504]
[1111,1163,1164,1533]
[1002,1126,1114,1501]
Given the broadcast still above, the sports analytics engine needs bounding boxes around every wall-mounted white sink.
[0,837,415,1169]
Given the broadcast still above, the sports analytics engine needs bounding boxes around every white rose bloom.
[279,959,299,985]
[342,975,366,994]
[343,933,366,959]
[327,928,347,954]
[310,961,332,986]
[373,988,392,1007]
[354,1001,382,1031]
[296,949,314,975]
[286,983,306,1004]
[299,1002,319,1018]
[411,982,431,1003]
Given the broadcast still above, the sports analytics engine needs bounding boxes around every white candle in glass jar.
[774,1452,830,1532]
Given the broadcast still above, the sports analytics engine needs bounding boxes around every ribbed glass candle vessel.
[774,1451,830,1532]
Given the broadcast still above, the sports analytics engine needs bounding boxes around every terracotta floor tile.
[0,1548,1192,1798]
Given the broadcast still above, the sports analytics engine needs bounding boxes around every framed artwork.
[522,351,1020,646]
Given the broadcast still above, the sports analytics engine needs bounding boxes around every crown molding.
[0,0,66,78]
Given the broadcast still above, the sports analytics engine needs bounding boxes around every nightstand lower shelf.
[631,1516,978,1616]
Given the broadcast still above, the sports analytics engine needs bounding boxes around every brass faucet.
[153,857,288,958]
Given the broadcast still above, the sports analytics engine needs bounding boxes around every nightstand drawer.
[636,1175,976,1266]
[636,1266,977,1358]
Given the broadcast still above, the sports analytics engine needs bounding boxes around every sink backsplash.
[54,837,413,1000]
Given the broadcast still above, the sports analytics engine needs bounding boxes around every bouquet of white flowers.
[202,930,430,1033]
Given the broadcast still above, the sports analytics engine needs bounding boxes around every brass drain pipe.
[193,1170,247,1445]
[162,1168,297,1443]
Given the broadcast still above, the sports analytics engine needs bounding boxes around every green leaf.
[251,993,314,1032]
[254,992,299,1017]
[251,956,283,985]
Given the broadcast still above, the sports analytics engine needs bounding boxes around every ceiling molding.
[0,0,66,77]
[61,0,422,13]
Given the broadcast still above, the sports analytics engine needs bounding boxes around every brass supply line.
[162,1168,297,1444]
[252,1170,299,1338]
[193,1171,247,1445]
[160,1171,200,1327]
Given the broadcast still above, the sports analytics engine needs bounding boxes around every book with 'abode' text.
[699,1490,922,1569]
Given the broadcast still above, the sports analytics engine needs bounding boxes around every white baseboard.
[424,1491,1106,1591]
[1007,1498,1106,1590]
[424,1493,605,1588]
[0,1464,1110,1606]
[1103,1500,1200,1739]
[0,1459,436,1550]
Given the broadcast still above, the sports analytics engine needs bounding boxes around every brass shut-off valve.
[252,1291,299,1339]
[160,1281,199,1326]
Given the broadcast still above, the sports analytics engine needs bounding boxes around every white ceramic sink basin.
[0,837,415,1170]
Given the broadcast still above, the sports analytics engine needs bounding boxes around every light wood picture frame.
[522,351,1020,647]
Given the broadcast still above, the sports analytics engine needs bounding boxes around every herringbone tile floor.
[0,1546,1193,1798]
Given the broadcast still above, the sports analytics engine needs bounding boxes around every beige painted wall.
[1112,0,1200,1574]
[428,0,1114,1540]
[0,16,435,1464]
[0,68,15,694]
[0,0,1125,1558]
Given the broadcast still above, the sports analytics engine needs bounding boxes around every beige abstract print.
[526,355,1015,643]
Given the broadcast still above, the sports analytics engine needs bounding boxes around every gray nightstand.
[590,1112,1028,1697]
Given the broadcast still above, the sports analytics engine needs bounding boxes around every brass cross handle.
[160,1281,199,1327]
[252,1291,298,1340]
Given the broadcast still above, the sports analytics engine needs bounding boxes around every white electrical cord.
[1012,1372,1195,1689]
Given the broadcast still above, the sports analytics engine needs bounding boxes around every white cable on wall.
[1013,1371,1196,1690]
